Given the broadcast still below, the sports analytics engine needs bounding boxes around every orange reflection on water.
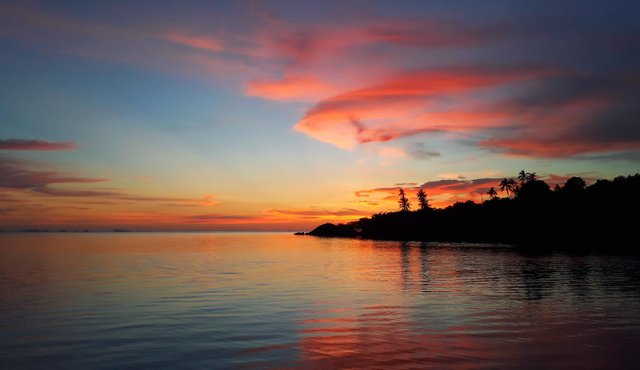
[296,305,498,369]
[2,233,640,369]
[293,244,497,368]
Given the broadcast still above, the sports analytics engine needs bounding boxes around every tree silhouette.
[526,172,537,182]
[417,188,429,210]
[517,179,552,203]
[518,170,527,184]
[307,171,640,252]
[518,170,537,184]
[398,188,411,212]
[564,176,586,191]
[487,187,498,200]
[500,178,517,197]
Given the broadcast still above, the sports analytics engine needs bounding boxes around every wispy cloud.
[0,138,77,151]
[0,3,258,79]
[0,156,107,189]
[266,207,366,219]
[0,156,210,205]
[184,213,265,223]
[160,31,225,52]
[407,143,440,160]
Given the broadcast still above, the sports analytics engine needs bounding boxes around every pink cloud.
[366,21,489,47]
[478,137,640,157]
[3,3,637,159]
[247,17,497,67]
[542,173,597,188]
[294,67,555,149]
[0,3,258,80]
[476,95,639,157]
[246,74,339,101]
[0,139,77,151]
[161,31,224,52]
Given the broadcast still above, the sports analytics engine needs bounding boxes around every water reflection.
[293,242,640,368]
[400,242,411,292]
[1,233,640,369]
[519,258,555,301]
[419,242,430,292]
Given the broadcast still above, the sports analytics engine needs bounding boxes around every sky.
[1,0,639,231]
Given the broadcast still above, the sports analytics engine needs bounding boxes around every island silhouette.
[305,172,640,252]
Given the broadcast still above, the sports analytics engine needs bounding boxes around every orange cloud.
[355,177,502,209]
[201,195,219,206]
[353,172,607,210]
[266,208,367,220]
[179,208,368,229]
[246,74,339,101]
[184,213,270,224]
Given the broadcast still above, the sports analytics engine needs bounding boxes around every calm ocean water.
[1,232,639,369]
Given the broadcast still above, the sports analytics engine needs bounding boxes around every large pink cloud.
[294,67,555,149]
[2,2,639,161]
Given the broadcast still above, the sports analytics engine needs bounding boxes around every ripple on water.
[1,233,640,369]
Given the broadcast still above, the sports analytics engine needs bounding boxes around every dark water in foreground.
[1,233,640,369]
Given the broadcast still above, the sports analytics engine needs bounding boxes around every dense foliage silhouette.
[307,172,640,251]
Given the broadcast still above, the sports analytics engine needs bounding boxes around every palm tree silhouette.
[518,170,527,185]
[526,172,537,182]
[499,178,516,197]
[417,188,429,210]
[398,188,411,212]
[487,187,498,200]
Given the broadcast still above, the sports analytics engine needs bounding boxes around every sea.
[1,232,639,369]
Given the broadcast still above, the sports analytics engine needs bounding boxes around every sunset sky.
[1,0,639,231]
